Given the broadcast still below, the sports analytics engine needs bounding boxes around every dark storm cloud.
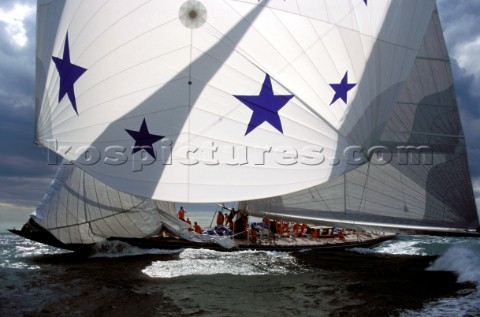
[437,1,480,181]
[0,82,57,206]
[0,0,55,207]
[437,0,480,51]
[0,104,57,178]
[0,2,35,107]
[450,61,480,177]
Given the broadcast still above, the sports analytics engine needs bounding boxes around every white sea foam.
[142,248,307,278]
[427,245,480,285]
[400,244,480,317]
[379,240,428,255]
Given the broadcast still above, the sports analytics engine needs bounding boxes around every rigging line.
[209,209,218,229]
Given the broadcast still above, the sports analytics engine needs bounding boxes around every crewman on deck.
[276,221,283,236]
[186,218,193,231]
[300,224,307,237]
[262,216,269,226]
[293,223,300,237]
[178,206,186,221]
[283,222,290,235]
[242,214,249,239]
[194,222,202,234]
[217,211,225,226]
[227,208,235,230]
[249,227,257,242]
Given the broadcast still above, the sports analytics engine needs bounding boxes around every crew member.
[283,222,290,235]
[194,222,202,234]
[186,218,193,231]
[262,216,269,226]
[242,214,249,239]
[216,211,225,226]
[276,221,283,235]
[249,228,257,242]
[227,208,235,230]
[293,223,299,237]
[177,206,186,221]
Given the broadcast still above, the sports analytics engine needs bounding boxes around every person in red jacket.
[194,222,202,234]
[186,218,193,231]
[249,228,257,242]
[177,206,186,221]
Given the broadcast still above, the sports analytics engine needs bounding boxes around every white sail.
[243,8,479,233]
[32,162,176,244]
[36,0,436,202]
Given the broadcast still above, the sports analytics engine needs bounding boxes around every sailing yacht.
[12,0,479,253]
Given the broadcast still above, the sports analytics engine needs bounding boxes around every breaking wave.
[400,243,480,317]
[427,244,480,285]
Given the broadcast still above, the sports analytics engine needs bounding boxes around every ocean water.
[0,233,479,317]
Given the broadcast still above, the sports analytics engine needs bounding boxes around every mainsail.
[243,8,479,233]
[36,0,437,202]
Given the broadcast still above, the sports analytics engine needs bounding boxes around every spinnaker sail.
[36,0,437,202]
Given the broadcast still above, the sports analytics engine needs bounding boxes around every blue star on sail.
[364,0,368,5]
[329,71,357,105]
[125,118,164,159]
[52,33,87,115]
[234,74,294,136]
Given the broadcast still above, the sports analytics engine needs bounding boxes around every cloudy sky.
[0,1,479,227]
